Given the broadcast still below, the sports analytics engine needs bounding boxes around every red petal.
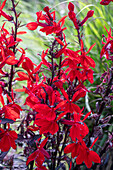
[57,15,67,25]
[90,137,99,149]
[26,22,38,30]
[16,72,29,81]
[72,90,86,102]
[54,37,64,46]
[17,31,27,34]
[89,150,101,163]
[40,138,48,148]
[26,150,38,165]
[64,143,75,154]
[40,148,50,159]
[86,43,96,54]
[82,111,91,122]
[56,111,68,121]
[6,56,18,65]
[61,89,69,101]
[0,135,10,152]
[1,0,7,10]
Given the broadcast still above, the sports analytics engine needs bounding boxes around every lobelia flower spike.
[5,1,103,169]
[26,6,67,35]
[68,2,79,30]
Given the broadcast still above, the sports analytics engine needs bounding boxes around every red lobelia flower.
[0,91,22,121]
[61,110,91,141]
[80,40,96,68]
[100,40,113,60]
[26,7,67,35]
[64,140,81,158]
[76,138,101,168]
[35,118,59,135]
[56,89,86,120]
[64,138,101,168]
[0,127,18,152]
[26,138,50,167]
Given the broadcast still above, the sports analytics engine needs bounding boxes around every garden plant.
[0,0,113,169]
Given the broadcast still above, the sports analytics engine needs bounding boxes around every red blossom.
[64,138,101,168]
[100,40,113,60]
[76,139,101,168]
[26,7,67,35]
[3,103,22,121]
[64,141,82,158]
[56,89,86,121]
[80,40,96,68]
[0,92,22,121]
[35,118,59,135]
[0,24,19,69]
[26,138,50,167]
[61,110,91,141]
[0,128,18,152]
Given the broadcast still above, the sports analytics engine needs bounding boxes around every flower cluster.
[0,0,112,170]
[23,2,101,169]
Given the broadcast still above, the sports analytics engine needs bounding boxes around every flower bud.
[68,2,74,11]
[1,11,13,21]
[87,10,94,18]
[68,11,76,20]
[43,6,50,12]
[79,10,94,27]
[100,0,113,5]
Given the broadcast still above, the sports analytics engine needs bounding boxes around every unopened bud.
[68,11,76,20]
[68,2,74,11]
[43,6,50,12]
[87,10,94,18]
